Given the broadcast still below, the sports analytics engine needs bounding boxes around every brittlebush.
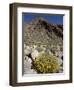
[32,53,60,73]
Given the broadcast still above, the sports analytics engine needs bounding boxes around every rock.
[57,51,63,59]
[31,49,39,60]
[40,45,46,51]
[30,69,37,74]
[57,58,63,65]
[24,58,32,69]
[59,66,63,73]
[24,45,31,55]
[24,55,37,74]
[24,69,37,74]
[28,58,32,63]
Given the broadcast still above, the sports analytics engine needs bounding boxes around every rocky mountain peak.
[24,17,63,46]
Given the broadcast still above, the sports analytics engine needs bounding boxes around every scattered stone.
[24,69,37,74]
[24,45,31,55]
[24,45,63,74]
[31,49,39,60]
[57,58,63,65]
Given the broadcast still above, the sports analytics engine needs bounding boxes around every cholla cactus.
[32,52,61,73]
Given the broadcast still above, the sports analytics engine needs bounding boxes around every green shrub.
[32,52,60,73]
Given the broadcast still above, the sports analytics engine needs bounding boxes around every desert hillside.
[23,17,63,74]
[24,17,63,46]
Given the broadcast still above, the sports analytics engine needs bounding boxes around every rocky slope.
[23,17,63,74]
[24,17,63,46]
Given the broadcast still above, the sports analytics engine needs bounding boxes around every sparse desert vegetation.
[23,17,63,74]
[32,52,61,73]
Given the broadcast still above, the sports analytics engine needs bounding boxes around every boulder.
[24,45,31,55]
[31,49,39,60]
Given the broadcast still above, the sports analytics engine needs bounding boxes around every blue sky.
[23,13,63,25]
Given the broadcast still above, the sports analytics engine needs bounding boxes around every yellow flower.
[32,52,61,73]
